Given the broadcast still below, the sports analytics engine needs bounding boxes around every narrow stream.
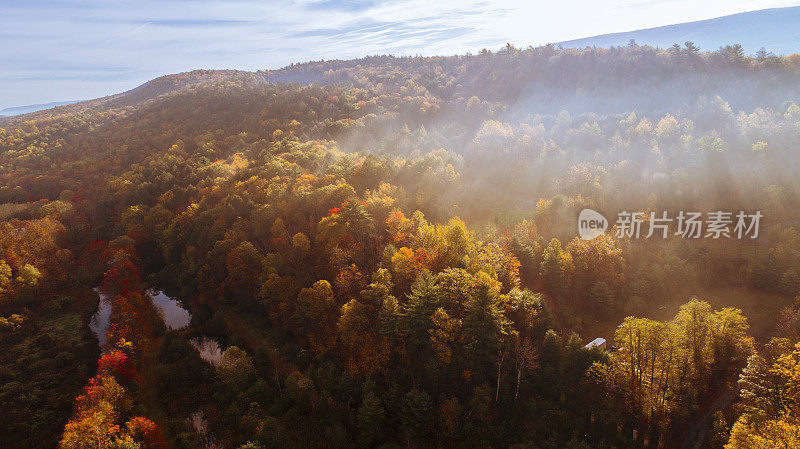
[89,287,112,350]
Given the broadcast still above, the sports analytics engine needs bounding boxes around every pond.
[90,287,219,364]
[148,289,191,330]
[190,336,223,366]
[90,288,192,348]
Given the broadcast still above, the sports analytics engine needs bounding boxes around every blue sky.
[1,0,799,109]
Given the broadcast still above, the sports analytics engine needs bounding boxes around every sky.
[1,0,800,110]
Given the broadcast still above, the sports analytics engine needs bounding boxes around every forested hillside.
[3,43,800,449]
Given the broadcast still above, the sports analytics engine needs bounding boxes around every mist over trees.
[2,43,800,448]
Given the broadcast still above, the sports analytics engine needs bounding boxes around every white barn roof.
[584,337,606,350]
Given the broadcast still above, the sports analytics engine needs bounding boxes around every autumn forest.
[3,42,800,449]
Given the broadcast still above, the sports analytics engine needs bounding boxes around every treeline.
[266,42,800,113]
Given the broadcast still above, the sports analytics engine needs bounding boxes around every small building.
[584,337,607,350]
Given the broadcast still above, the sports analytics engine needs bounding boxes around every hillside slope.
[4,43,800,129]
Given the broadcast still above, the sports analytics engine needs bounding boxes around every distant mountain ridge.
[558,6,800,54]
[0,70,247,122]
[0,101,80,117]
[3,7,800,120]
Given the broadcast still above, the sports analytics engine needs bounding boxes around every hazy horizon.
[2,0,800,110]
